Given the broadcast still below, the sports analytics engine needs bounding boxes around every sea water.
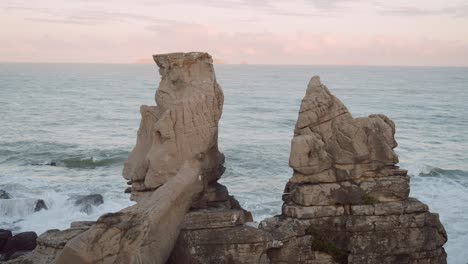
[0,63,467,263]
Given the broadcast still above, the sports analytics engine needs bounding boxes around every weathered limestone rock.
[153,53,274,263]
[262,76,447,264]
[24,225,91,264]
[123,52,225,202]
[167,187,275,264]
[54,158,205,264]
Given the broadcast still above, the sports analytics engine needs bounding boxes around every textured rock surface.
[123,52,225,202]
[54,159,204,264]
[261,76,447,264]
[167,186,274,264]
[121,51,273,263]
[162,53,274,263]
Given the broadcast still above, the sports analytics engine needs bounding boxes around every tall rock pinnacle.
[261,76,447,264]
[123,52,225,202]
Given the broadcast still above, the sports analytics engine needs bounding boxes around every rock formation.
[17,158,204,264]
[260,76,447,264]
[123,52,225,203]
[122,52,273,263]
[9,54,447,264]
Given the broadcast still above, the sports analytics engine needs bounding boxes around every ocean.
[0,63,467,263]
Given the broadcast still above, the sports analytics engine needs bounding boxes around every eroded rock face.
[161,54,274,263]
[261,76,447,264]
[119,52,273,263]
[54,159,205,264]
[123,52,225,202]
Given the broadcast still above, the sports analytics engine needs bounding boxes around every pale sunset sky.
[1,0,468,66]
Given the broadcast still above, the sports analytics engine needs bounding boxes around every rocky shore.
[4,52,447,263]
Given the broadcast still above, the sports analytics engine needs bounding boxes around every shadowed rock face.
[123,52,225,202]
[261,76,447,264]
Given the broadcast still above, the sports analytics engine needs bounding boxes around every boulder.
[34,199,48,212]
[25,226,91,264]
[0,231,37,261]
[0,229,12,252]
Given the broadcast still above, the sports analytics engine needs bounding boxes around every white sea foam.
[0,190,134,235]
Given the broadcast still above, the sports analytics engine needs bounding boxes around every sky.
[1,0,468,66]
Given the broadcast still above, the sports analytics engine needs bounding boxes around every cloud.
[380,4,468,18]
[143,21,468,66]
[1,5,190,26]
[304,0,354,10]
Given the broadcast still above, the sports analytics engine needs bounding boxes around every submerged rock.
[0,190,11,199]
[72,194,104,214]
[0,199,48,217]
[34,200,47,212]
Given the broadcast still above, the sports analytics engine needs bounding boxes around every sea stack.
[8,56,448,264]
[260,76,448,263]
[123,52,225,202]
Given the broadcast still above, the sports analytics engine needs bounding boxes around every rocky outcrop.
[167,184,275,264]
[141,53,274,262]
[53,158,205,264]
[123,52,225,203]
[8,52,249,264]
[10,56,447,264]
[260,76,447,264]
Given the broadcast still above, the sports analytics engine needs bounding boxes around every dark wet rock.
[0,229,12,252]
[72,194,104,214]
[0,190,11,199]
[34,200,48,212]
[0,231,37,261]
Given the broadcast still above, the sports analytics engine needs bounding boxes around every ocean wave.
[418,167,468,178]
[0,140,129,168]
[61,155,126,169]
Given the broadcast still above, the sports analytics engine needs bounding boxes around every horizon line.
[1,61,467,68]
